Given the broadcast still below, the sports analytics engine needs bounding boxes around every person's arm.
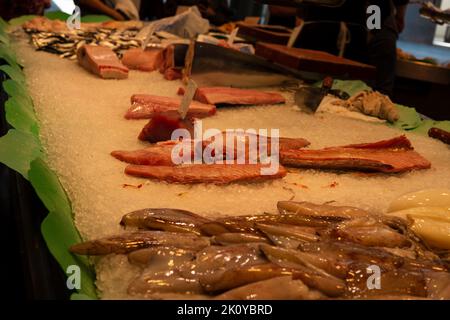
[269,5,297,17]
[394,0,409,33]
[77,0,126,20]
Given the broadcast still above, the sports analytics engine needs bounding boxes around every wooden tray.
[255,42,376,79]
[236,23,292,45]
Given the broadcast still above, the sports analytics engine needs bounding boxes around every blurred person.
[368,0,409,96]
[164,0,233,25]
[139,0,166,21]
[77,0,140,20]
[268,5,297,28]
[291,0,408,96]
[0,0,51,20]
[293,0,368,62]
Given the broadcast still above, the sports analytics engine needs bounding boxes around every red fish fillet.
[121,48,163,72]
[280,135,431,173]
[177,87,285,105]
[112,135,310,166]
[111,143,180,166]
[164,68,183,81]
[125,94,216,119]
[77,45,128,79]
[124,164,287,184]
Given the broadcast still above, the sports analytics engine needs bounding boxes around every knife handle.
[322,76,334,90]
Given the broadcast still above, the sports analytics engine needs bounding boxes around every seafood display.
[111,134,310,166]
[25,19,142,60]
[70,202,450,299]
[77,45,129,79]
[111,135,430,184]
[177,86,286,105]
[6,14,449,302]
[23,16,143,33]
[121,48,164,72]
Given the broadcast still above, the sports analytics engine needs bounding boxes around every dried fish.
[323,217,411,248]
[69,231,210,255]
[200,263,293,293]
[121,208,208,234]
[260,244,346,296]
[345,264,428,298]
[257,223,319,248]
[277,201,370,219]
[185,245,267,277]
[128,247,196,267]
[128,270,203,296]
[26,28,141,60]
[211,233,270,245]
[214,276,324,300]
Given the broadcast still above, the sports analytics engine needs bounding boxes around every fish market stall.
[1,11,450,300]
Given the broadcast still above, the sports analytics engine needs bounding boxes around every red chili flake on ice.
[122,183,143,189]
[329,181,339,188]
[322,181,339,188]
[292,182,309,189]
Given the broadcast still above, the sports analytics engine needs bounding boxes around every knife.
[294,76,334,114]
[178,79,198,119]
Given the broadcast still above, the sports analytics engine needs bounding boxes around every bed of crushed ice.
[13,38,450,299]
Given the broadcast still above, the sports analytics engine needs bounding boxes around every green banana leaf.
[9,15,37,27]
[389,104,422,131]
[30,158,97,299]
[81,15,112,23]
[0,129,43,179]
[0,30,9,46]
[0,64,26,83]
[0,17,8,30]
[412,120,450,136]
[0,45,19,67]
[0,18,98,300]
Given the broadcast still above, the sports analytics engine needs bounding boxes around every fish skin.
[344,265,428,298]
[324,217,411,248]
[120,208,213,235]
[211,233,271,246]
[188,245,267,276]
[280,136,431,173]
[127,247,196,266]
[260,244,346,297]
[214,276,324,300]
[200,263,293,293]
[69,231,210,255]
[277,201,370,219]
